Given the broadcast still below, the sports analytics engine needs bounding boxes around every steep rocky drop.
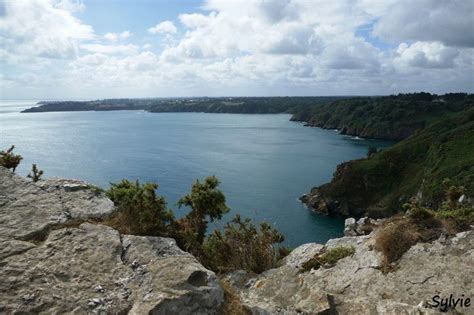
[0,167,223,314]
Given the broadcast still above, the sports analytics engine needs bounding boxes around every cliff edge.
[228,220,474,314]
[0,167,223,314]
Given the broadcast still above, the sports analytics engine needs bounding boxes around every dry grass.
[374,219,418,265]
[102,211,136,235]
[300,246,355,273]
[218,279,251,315]
[373,207,471,267]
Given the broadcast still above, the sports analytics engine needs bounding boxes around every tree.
[106,179,174,236]
[0,145,23,172]
[27,164,44,182]
[174,176,229,252]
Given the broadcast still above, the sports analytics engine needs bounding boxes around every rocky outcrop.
[0,167,223,314]
[343,217,384,237]
[232,225,474,314]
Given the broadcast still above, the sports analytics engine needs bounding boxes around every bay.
[0,105,391,247]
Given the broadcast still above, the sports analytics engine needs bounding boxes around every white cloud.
[394,41,460,69]
[373,0,474,47]
[81,44,139,55]
[0,0,94,60]
[148,21,177,34]
[1,0,472,99]
[104,31,132,42]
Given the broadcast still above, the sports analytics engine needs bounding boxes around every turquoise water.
[0,103,391,247]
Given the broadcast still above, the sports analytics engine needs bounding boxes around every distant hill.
[302,106,474,218]
[291,92,474,140]
[22,97,345,114]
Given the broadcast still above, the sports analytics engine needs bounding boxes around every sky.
[0,0,473,99]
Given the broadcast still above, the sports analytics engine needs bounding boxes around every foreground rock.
[233,228,474,314]
[0,167,223,314]
[0,166,115,243]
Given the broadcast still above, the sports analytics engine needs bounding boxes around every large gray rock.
[238,231,474,314]
[0,167,115,242]
[0,167,223,314]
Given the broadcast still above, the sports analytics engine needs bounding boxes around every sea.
[0,100,391,247]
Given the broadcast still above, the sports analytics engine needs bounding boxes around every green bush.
[105,175,286,274]
[105,179,174,236]
[437,206,474,231]
[0,145,23,172]
[202,215,285,274]
[173,176,230,253]
[300,246,355,272]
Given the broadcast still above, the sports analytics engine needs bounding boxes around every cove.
[0,108,391,247]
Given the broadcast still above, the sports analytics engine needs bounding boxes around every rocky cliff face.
[0,167,223,314]
[228,228,474,314]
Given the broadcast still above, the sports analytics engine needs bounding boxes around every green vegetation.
[300,246,355,273]
[291,92,473,140]
[0,145,23,172]
[203,215,285,273]
[23,96,344,114]
[104,176,285,274]
[105,179,174,236]
[173,176,230,253]
[305,106,474,218]
[27,164,44,182]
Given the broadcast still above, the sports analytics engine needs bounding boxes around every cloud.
[373,0,474,47]
[104,31,132,42]
[0,0,94,60]
[81,44,139,55]
[394,41,460,69]
[148,21,177,34]
[1,0,472,99]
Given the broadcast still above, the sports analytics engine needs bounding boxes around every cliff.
[290,93,474,141]
[301,107,474,218]
[1,167,472,314]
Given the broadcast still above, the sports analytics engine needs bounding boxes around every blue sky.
[0,0,472,99]
[79,0,203,45]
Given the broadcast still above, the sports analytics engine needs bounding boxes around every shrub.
[173,176,229,252]
[300,246,355,272]
[202,215,285,274]
[27,164,44,182]
[436,206,474,231]
[105,179,174,236]
[406,200,440,229]
[104,175,286,275]
[374,220,418,264]
[0,145,23,172]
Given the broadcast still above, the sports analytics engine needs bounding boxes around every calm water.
[0,102,391,247]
